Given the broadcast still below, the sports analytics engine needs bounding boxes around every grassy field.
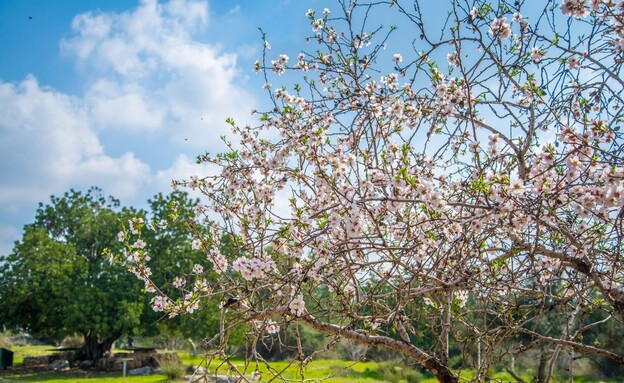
[1,345,621,383]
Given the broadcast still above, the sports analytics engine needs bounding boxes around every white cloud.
[63,0,209,78]
[0,0,260,252]
[86,80,164,132]
[61,0,256,145]
[0,223,19,257]
[155,154,220,198]
[0,76,151,209]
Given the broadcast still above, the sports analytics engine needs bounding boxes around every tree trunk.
[426,361,460,383]
[73,333,117,361]
[188,338,197,356]
[537,347,550,383]
[568,348,574,383]
[299,312,460,383]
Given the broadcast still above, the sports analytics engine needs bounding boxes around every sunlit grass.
[181,355,393,382]
[2,346,621,383]
[8,345,52,366]
[0,371,167,383]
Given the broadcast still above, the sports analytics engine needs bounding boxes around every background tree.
[138,191,223,347]
[0,188,144,360]
[117,1,624,382]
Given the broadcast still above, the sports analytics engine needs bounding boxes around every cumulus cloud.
[85,80,164,132]
[61,0,256,146]
[154,154,220,198]
[0,0,259,253]
[0,224,19,257]
[0,76,150,208]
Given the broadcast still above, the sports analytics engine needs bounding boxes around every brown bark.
[232,306,460,383]
[537,347,549,383]
[300,313,459,383]
[72,333,117,361]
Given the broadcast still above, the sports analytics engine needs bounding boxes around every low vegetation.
[0,345,621,383]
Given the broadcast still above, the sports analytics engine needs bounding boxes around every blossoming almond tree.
[115,1,624,382]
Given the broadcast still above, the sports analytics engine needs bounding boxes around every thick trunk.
[424,358,460,383]
[238,307,460,383]
[73,334,117,361]
[301,313,459,383]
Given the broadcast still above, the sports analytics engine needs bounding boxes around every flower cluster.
[271,54,288,75]
[531,47,545,64]
[489,17,512,39]
[117,3,624,377]
[232,256,276,281]
[561,0,590,18]
[289,295,305,316]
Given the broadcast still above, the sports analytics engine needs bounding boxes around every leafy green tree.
[139,191,247,349]
[0,188,144,360]
[139,191,221,340]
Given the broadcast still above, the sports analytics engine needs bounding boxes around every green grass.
[2,346,622,383]
[9,345,52,366]
[182,356,394,382]
[0,371,167,383]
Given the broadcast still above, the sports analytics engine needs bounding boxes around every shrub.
[0,334,12,349]
[374,361,424,383]
[60,334,84,348]
[161,360,186,382]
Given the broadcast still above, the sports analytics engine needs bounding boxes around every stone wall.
[96,352,180,371]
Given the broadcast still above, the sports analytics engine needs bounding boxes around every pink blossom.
[567,56,581,70]
[531,47,545,63]
[469,7,479,20]
[289,295,305,316]
[265,319,280,334]
[561,0,590,17]
[489,17,512,39]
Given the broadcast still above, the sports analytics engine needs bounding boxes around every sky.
[0,0,334,256]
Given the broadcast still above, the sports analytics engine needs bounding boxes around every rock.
[45,359,69,371]
[10,335,44,346]
[211,376,238,383]
[188,366,206,375]
[22,356,51,367]
[128,366,153,375]
[150,352,180,367]
[79,360,94,368]
[185,375,237,383]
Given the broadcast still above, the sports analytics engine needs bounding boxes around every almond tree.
[116,1,624,382]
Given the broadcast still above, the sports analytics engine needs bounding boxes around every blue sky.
[0,0,333,255]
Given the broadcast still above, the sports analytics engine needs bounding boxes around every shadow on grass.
[0,368,166,383]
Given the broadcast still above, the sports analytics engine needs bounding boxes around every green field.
[0,345,620,383]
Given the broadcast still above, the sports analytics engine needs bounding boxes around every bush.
[402,369,424,383]
[161,360,186,382]
[60,334,84,348]
[0,333,12,349]
[372,361,424,383]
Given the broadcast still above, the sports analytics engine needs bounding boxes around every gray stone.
[45,359,69,371]
[189,366,206,375]
[128,366,153,375]
[185,374,238,383]
[22,356,51,367]
[79,360,94,368]
[212,377,238,383]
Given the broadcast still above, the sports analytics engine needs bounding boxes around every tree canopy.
[115,1,624,382]
[0,188,214,360]
[0,188,143,359]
